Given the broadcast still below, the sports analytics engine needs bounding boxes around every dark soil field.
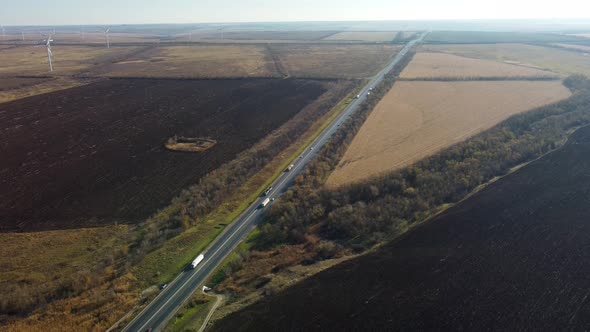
[0,78,328,231]
[213,125,590,332]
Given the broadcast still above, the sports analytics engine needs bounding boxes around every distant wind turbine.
[21,31,25,41]
[45,35,54,72]
[104,27,111,48]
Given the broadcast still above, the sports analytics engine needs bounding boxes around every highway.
[122,32,427,332]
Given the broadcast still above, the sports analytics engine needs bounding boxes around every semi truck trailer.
[190,254,205,269]
[259,197,271,208]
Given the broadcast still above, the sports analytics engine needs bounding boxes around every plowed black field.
[0,78,327,231]
[214,125,590,332]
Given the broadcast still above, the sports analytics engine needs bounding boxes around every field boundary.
[375,123,590,256]
[397,76,561,82]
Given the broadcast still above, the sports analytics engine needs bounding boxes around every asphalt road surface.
[122,32,427,332]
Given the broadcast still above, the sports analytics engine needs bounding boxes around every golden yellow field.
[0,45,141,76]
[421,43,590,76]
[271,44,400,78]
[326,81,571,187]
[101,45,276,78]
[401,52,556,79]
[554,43,590,52]
[323,31,398,42]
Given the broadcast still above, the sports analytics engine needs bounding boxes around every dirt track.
[0,78,327,231]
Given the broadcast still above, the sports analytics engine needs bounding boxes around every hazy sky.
[1,0,590,25]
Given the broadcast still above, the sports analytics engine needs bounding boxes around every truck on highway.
[259,197,271,209]
[190,254,205,269]
[285,164,294,172]
[262,186,273,197]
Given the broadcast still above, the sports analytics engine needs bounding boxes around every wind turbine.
[45,34,54,72]
[21,31,25,41]
[104,27,111,48]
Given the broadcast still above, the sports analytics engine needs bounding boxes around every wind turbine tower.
[104,27,111,48]
[46,35,54,72]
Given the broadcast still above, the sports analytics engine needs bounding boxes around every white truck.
[190,254,205,269]
[259,197,271,209]
[285,164,294,172]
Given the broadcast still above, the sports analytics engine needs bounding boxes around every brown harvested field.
[0,78,331,231]
[0,45,142,76]
[188,30,337,41]
[54,32,161,44]
[421,43,590,76]
[100,45,277,78]
[269,44,400,78]
[400,52,557,79]
[323,31,398,42]
[554,43,590,52]
[326,80,571,187]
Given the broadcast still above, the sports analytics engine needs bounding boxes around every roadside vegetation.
[213,123,590,332]
[207,74,590,321]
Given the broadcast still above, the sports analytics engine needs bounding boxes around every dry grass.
[210,248,355,325]
[421,43,590,76]
[3,272,139,332]
[401,52,557,79]
[0,225,128,286]
[554,43,590,52]
[0,225,136,331]
[0,45,141,76]
[101,45,276,78]
[0,77,93,104]
[323,31,398,42]
[271,44,400,78]
[326,80,571,187]
[165,137,217,153]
